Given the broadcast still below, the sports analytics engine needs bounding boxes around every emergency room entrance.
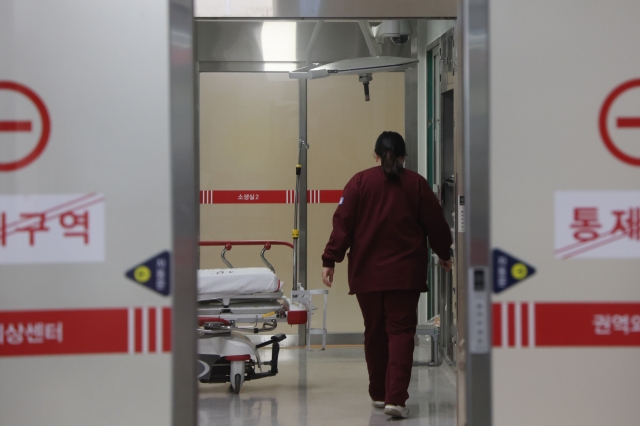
[194,5,474,424]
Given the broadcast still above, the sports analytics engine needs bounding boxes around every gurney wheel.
[233,374,242,394]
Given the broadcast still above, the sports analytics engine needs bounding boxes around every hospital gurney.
[196,240,314,394]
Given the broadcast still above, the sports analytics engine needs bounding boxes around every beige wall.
[199,72,298,282]
[199,72,404,333]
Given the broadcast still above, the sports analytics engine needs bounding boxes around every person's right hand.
[439,258,453,272]
[322,267,334,288]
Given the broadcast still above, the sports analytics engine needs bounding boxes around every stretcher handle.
[221,247,233,268]
[260,247,276,273]
[200,240,293,271]
[199,240,294,249]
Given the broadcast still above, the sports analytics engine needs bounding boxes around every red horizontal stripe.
[0,307,172,357]
[201,190,343,204]
[0,309,128,356]
[318,190,343,203]
[536,303,640,347]
[213,190,285,204]
[0,121,32,132]
[493,302,640,348]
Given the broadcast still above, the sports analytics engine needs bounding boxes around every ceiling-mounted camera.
[390,35,410,45]
[372,20,412,45]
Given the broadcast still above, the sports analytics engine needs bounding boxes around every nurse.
[321,131,452,419]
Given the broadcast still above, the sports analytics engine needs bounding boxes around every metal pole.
[298,79,309,345]
[292,164,301,291]
[298,79,308,292]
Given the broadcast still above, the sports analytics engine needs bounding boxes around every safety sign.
[0,81,51,172]
[492,249,536,293]
[555,191,640,259]
[126,251,171,296]
[599,79,640,167]
[0,194,105,264]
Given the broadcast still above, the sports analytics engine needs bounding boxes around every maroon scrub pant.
[356,290,420,407]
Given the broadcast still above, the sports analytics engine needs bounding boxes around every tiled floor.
[199,345,457,426]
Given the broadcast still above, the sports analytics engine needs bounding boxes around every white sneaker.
[371,400,385,408]
[384,404,410,418]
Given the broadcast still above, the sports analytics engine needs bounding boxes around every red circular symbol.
[599,78,640,167]
[0,81,51,172]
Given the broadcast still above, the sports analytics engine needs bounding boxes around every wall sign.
[0,81,51,172]
[599,79,640,167]
[555,191,640,259]
[0,194,105,264]
[126,251,171,296]
[0,307,171,356]
[492,248,536,293]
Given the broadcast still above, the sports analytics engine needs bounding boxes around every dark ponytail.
[374,131,406,179]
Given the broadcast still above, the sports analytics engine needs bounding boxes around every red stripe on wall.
[148,308,156,353]
[163,307,172,352]
[318,190,343,203]
[493,302,640,348]
[521,303,529,347]
[0,309,128,357]
[508,303,515,347]
[212,190,284,204]
[200,190,344,204]
[493,303,502,347]
[536,303,640,347]
[135,308,142,353]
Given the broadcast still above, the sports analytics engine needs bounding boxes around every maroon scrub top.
[322,166,452,294]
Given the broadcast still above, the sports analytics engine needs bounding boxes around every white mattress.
[198,267,281,296]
